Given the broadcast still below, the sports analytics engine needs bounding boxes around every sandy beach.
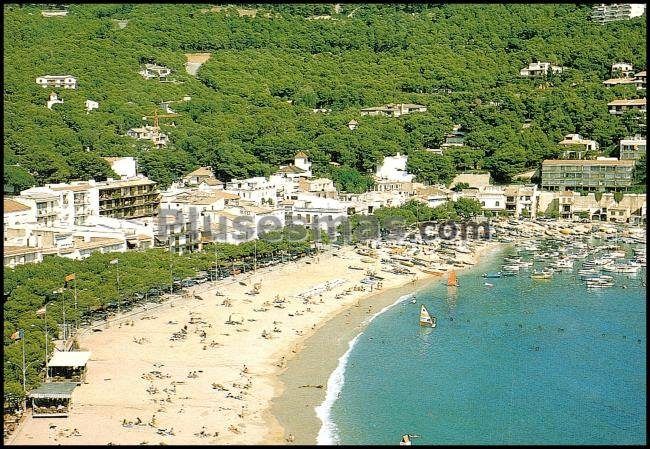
[8,240,500,445]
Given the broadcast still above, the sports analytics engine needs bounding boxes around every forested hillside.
[3,3,646,193]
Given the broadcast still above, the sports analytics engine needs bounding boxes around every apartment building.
[591,3,646,24]
[541,159,635,190]
[16,191,60,227]
[374,180,416,195]
[97,177,160,219]
[286,195,348,232]
[36,75,77,89]
[50,183,97,226]
[225,177,279,205]
[504,185,539,218]
[608,98,646,115]
[549,191,646,223]
[619,135,646,160]
[153,213,202,254]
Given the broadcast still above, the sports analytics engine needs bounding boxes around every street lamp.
[110,258,121,314]
[6,356,44,411]
[30,314,49,381]
[169,239,174,295]
[52,288,66,341]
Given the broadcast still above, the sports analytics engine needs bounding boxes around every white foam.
[315,292,414,444]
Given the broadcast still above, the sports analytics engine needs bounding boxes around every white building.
[558,134,600,158]
[41,10,68,17]
[298,178,337,198]
[360,103,427,118]
[49,183,98,226]
[14,190,61,227]
[375,153,415,182]
[4,224,129,268]
[139,64,171,80]
[225,177,279,205]
[4,198,35,232]
[293,151,312,177]
[608,98,646,115]
[612,62,635,77]
[591,3,646,24]
[504,184,539,218]
[102,157,138,179]
[454,186,506,214]
[85,99,99,113]
[180,166,221,187]
[519,62,565,77]
[285,194,348,232]
[46,92,64,109]
[36,75,77,89]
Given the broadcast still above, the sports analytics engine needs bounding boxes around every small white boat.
[484,282,493,287]
[400,435,412,446]
[502,265,520,272]
[419,305,436,328]
[553,259,574,269]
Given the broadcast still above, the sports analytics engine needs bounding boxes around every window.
[495,201,500,207]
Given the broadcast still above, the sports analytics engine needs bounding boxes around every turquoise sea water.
[325,246,646,445]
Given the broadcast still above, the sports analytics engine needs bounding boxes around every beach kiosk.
[28,382,77,418]
[47,351,91,384]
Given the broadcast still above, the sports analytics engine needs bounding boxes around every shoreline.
[267,241,503,445]
[9,243,497,446]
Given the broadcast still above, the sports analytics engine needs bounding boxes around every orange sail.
[447,270,458,287]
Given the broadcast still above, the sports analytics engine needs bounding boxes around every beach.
[8,239,499,445]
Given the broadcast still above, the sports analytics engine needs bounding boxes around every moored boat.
[530,270,552,280]
[447,271,459,287]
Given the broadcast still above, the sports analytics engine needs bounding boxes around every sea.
[317,244,647,445]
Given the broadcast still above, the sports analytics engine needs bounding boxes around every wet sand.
[269,278,435,445]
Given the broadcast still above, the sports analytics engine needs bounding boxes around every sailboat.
[419,305,436,328]
[447,270,459,287]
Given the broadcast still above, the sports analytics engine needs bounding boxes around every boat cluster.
[489,221,645,289]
